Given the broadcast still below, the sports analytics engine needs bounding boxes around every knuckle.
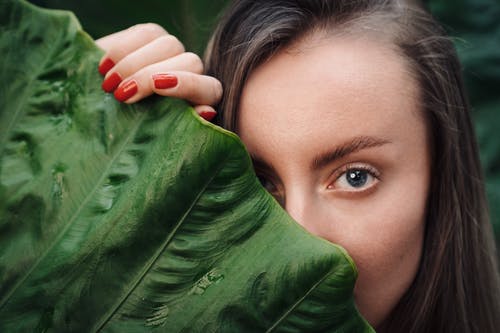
[184,73,197,89]
[181,74,198,98]
[183,52,204,73]
[132,23,167,38]
[157,34,185,53]
[212,79,223,101]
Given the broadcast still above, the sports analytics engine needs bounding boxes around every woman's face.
[238,33,431,328]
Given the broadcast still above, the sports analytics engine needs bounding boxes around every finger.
[96,23,168,75]
[112,52,219,104]
[194,105,218,122]
[112,69,222,106]
[110,52,203,102]
[151,71,223,106]
[101,35,185,92]
[113,69,222,106]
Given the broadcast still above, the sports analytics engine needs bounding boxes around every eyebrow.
[311,136,391,170]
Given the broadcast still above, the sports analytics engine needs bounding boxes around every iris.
[346,170,368,188]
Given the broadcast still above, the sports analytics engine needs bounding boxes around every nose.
[285,200,306,228]
[283,189,321,236]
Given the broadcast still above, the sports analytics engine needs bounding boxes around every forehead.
[237,34,423,159]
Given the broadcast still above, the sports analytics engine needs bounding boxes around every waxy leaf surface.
[0,0,374,331]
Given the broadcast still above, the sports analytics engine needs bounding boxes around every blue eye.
[346,169,368,188]
[329,166,379,192]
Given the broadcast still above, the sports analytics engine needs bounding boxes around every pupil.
[346,170,368,187]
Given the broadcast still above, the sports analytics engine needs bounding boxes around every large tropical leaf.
[0,0,374,331]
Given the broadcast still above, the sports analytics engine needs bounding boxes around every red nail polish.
[200,110,217,122]
[152,73,178,89]
[98,57,115,76]
[102,72,122,93]
[114,80,138,102]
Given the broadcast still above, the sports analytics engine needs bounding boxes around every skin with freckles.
[237,33,431,329]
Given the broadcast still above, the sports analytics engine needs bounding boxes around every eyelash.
[327,163,381,192]
[255,163,381,200]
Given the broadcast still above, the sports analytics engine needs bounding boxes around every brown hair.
[204,0,500,332]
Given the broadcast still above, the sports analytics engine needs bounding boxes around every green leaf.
[0,0,374,331]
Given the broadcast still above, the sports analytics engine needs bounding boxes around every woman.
[96,0,500,331]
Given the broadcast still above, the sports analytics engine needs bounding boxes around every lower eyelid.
[330,181,380,198]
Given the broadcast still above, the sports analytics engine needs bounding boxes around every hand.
[96,23,222,121]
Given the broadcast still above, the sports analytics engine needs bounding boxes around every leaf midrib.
[265,266,334,332]
[94,145,230,332]
[0,7,71,154]
[0,111,147,309]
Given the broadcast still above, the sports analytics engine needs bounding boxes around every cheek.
[350,208,425,328]
[318,177,428,327]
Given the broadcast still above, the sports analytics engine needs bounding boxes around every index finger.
[96,23,170,74]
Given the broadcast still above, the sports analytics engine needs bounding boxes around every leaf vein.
[0,111,146,309]
[265,265,335,333]
[0,10,74,153]
[94,146,231,332]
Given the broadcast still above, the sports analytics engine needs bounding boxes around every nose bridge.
[284,184,313,229]
[284,186,329,240]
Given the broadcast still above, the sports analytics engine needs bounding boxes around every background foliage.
[30,0,228,55]
[32,0,500,249]
[428,0,500,251]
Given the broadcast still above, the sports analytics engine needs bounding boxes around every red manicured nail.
[114,80,138,102]
[102,72,122,93]
[152,73,178,89]
[98,57,115,76]
[200,110,217,122]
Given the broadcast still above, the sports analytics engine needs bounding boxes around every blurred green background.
[30,0,229,55]
[31,0,500,249]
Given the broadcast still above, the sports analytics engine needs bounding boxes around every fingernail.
[98,57,115,76]
[114,80,138,102]
[102,72,122,93]
[200,110,217,122]
[152,73,178,89]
